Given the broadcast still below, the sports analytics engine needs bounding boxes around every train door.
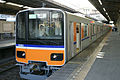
[90,24,93,40]
[76,23,81,53]
[69,22,74,58]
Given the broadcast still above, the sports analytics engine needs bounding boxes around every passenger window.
[92,24,95,35]
[76,25,79,33]
[81,23,88,38]
[84,24,88,37]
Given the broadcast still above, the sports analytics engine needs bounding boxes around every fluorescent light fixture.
[107,15,111,21]
[0,0,6,3]
[6,2,23,7]
[103,8,106,12]
[23,6,32,9]
[105,12,111,20]
[108,16,111,21]
[98,0,102,5]
[106,12,108,15]
[109,21,113,24]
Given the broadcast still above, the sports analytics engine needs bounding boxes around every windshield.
[29,10,64,40]
[16,12,26,39]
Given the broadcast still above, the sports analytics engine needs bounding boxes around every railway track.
[0,59,17,74]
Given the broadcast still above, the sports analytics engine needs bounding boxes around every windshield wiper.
[49,40,59,45]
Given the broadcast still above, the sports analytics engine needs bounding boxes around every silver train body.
[65,11,110,61]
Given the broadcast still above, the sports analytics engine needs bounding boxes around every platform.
[0,39,15,49]
[47,32,109,80]
[85,32,120,80]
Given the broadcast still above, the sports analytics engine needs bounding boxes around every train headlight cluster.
[17,51,26,58]
[51,53,63,61]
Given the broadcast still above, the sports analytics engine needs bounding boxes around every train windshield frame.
[16,12,26,40]
[16,9,64,45]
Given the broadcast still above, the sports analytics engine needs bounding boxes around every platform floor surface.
[47,32,107,80]
[0,39,15,48]
[85,32,120,80]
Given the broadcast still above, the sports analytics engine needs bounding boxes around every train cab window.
[28,10,63,40]
[51,11,63,36]
[29,11,49,39]
[16,12,26,39]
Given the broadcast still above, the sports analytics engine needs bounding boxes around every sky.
[53,0,96,10]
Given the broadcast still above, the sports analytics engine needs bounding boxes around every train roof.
[17,8,106,26]
[18,8,65,13]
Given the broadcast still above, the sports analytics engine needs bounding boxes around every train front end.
[16,8,65,78]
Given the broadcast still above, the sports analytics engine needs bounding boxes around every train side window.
[94,25,96,34]
[76,25,79,33]
[84,24,88,37]
[81,23,88,38]
[92,24,95,35]
[98,26,100,33]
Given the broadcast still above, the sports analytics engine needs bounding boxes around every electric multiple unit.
[16,8,110,79]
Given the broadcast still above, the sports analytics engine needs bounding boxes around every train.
[16,8,111,79]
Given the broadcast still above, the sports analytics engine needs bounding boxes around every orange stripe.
[88,24,89,36]
[74,22,76,41]
[16,48,65,66]
[81,24,84,38]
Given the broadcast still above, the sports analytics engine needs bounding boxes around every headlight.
[17,51,25,58]
[51,53,63,61]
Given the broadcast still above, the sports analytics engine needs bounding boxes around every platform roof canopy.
[89,0,120,24]
[0,0,78,15]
